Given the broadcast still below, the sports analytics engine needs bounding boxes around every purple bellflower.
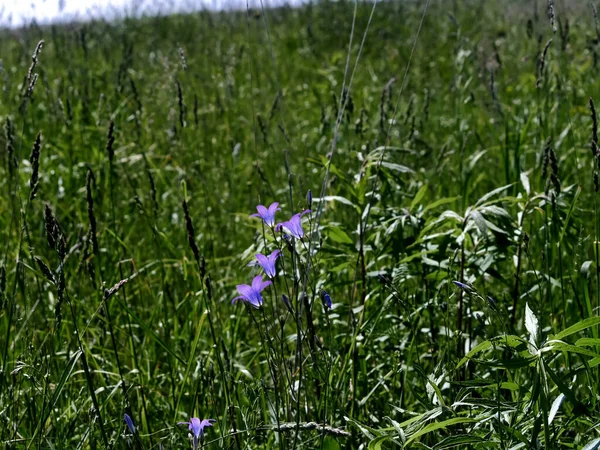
[232,275,272,308]
[250,202,281,227]
[255,250,280,278]
[276,209,311,239]
[124,413,136,434]
[178,417,215,450]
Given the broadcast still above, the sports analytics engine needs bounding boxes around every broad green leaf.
[553,316,600,340]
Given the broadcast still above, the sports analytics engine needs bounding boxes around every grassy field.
[2,0,600,448]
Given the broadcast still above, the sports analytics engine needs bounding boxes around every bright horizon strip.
[0,0,306,28]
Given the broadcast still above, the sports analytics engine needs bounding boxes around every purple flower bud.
[124,413,136,434]
[281,294,292,313]
[320,290,332,309]
[452,281,471,291]
[306,189,312,209]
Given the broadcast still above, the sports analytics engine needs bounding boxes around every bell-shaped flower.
[255,250,280,278]
[177,417,215,450]
[250,202,281,227]
[232,275,272,308]
[276,209,311,239]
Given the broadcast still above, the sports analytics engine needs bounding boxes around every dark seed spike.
[541,137,551,180]
[106,120,115,163]
[5,117,15,175]
[44,204,58,251]
[591,97,598,153]
[34,256,56,284]
[182,198,201,268]
[29,132,42,201]
[176,80,185,129]
[547,0,556,33]
[0,265,6,296]
[537,38,552,89]
[86,168,98,255]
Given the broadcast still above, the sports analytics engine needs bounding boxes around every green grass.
[2,0,600,448]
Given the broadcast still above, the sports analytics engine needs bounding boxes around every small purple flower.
[124,413,136,434]
[320,290,332,309]
[250,202,281,227]
[276,209,311,239]
[178,417,215,449]
[255,250,280,278]
[232,275,272,308]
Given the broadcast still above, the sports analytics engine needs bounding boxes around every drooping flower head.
[178,417,215,450]
[124,413,136,434]
[232,275,272,308]
[320,290,332,309]
[276,209,311,239]
[255,250,280,278]
[250,202,281,227]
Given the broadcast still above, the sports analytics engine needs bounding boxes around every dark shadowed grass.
[2,0,600,448]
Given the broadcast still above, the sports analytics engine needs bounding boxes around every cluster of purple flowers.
[232,202,311,308]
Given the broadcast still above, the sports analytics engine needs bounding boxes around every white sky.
[0,0,303,28]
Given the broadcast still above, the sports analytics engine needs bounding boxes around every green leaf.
[322,437,342,450]
[368,435,392,450]
[326,226,354,245]
[410,184,429,211]
[380,161,414,173]
[583,438,600,450]
[520,171,530,195]
[422,196,459,213]
[553,316,600,340]
[316,195,357,208]
[575,338,600,347]
[405,417,479,446]
[548,393,564,425]
[558,185,582,244]
[525,302,539,346]
[475,183,513,206]
[545,342,600,359]
[433,434,485,449]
